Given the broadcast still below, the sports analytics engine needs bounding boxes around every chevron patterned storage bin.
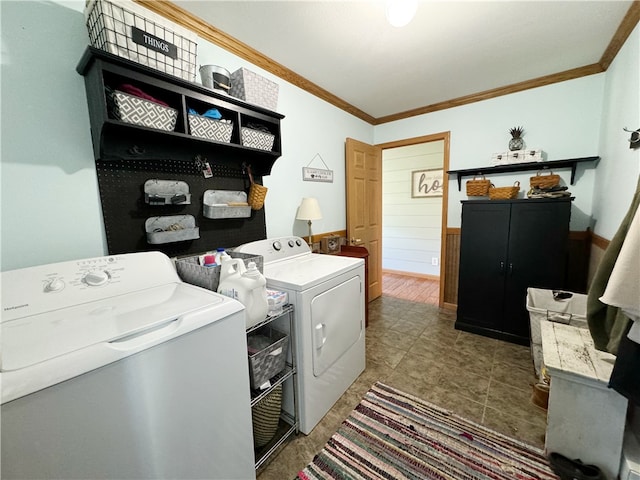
[110,90,177,131]
[188,114,233,142]
[241,127,275,151]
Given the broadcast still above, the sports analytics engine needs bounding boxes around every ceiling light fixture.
[385,0,418,27]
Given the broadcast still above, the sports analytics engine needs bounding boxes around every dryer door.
[311,275,363,376]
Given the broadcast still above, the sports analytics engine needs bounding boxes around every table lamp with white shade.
[296,197,322,247]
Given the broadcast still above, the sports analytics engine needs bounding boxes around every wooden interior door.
[345,138,382,301]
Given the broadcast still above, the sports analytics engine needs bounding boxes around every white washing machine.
[1,251,255,480]
[235,236,365,435]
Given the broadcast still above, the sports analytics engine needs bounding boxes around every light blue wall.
[374,76,606,231]
[592,23,640,238]
[1,1,106,270]
[1,1,637,272]
[0,0,371,271]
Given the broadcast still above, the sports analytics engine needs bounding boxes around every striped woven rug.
[297,382,558,480]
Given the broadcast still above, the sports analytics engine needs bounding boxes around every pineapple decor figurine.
[509,126,525,151]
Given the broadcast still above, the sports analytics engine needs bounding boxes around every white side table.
[541,322,628,480]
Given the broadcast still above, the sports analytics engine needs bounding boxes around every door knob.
[350,237,362,245]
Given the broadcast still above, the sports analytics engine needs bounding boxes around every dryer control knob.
[83,270,110,286]
[295,239,302,246]
[272,240,282,251]
[44,278,65,292]
[288,240,295,248]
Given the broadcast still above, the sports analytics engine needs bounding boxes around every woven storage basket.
[246,165,268,210]
[466,175,491,196]
[530,171,560,189]
[489,181,520,200]
[252,384,282,448]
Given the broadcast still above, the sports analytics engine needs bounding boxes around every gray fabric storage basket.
[175,251,263,292]
[247,326,288,390]
[229,67,279,111]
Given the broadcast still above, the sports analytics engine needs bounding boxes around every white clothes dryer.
[235,236,365,435]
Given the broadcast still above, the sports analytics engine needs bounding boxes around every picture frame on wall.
[411,169,444,198]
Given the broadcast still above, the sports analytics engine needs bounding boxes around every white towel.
[600,205,640,342]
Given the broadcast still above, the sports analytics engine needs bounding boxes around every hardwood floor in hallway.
[382,271,440,304]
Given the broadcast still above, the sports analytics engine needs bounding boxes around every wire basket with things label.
[466,175,491,196]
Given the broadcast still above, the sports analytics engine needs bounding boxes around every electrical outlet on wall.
[431,257,439,266]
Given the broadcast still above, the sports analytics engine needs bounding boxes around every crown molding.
[134,0,638,126]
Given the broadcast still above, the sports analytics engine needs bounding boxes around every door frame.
[376,131,451,308]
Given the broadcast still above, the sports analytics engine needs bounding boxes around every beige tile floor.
[257,295,547,480]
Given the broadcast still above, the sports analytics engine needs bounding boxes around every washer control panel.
[2,252,179,322]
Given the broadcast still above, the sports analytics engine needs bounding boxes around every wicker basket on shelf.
[489,181,520,200]
[246,165,268,210]
[466,175,491,196]
[530,171,560,189]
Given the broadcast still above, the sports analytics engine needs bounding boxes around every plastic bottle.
[242,261,269,327]
[217,259,268,328]
[202,254,216,267]
[213,247,227,265]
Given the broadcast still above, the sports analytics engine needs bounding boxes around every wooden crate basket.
[489,181,520,200]
[466,175,491,196]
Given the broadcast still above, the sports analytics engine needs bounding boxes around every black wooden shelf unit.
[447,156,599,191]
[76,47,285,257]
[76,47,284,178]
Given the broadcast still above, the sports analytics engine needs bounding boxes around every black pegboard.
[96,158,267,257]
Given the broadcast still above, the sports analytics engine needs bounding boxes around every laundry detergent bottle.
[217,259,268,328]
[241,261,269,328]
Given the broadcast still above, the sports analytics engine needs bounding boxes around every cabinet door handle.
[509,263,514,275]
[500,261,505,275]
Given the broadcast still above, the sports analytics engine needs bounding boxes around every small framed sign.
[411,169,444,198]
[302,167,334,183]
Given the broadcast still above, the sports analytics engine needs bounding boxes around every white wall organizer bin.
[108,89,177,131]
[188,115,233,142]
[203,190,251,219]
[230,68,279,111]
[176,252,263,292]
[145,215,199,244]
[144,179,190,205]
[85,0,198,81]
